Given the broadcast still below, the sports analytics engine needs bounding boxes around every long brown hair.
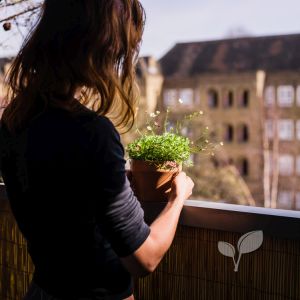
[2,0,145,135]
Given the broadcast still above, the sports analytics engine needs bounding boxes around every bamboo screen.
[134,226,300,300]
[0,187,34,300]
[0,187,299,300]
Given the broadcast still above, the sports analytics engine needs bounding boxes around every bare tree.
[257,71,271,207]
[270,104,279,209]
[257,70,280,208]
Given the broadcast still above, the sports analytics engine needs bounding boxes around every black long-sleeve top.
[0,100,151,299]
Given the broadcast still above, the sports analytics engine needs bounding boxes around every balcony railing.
[0,183,299,300]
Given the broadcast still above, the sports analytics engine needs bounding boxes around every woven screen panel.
[0,187,34,300]
[134,226,300,300]
[1,185,299,300]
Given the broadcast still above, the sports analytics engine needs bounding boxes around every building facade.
[142,33,300,209]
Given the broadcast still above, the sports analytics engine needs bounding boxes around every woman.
[0,1,194,299]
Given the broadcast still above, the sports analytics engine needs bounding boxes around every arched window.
[224,91,234,108]
[238,158,249,177]
[208,89,218,108]
[211,157,220,168]
[240,90,249,107]
[224,124,234,142]
[237,124,249,143]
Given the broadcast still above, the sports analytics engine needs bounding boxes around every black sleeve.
[88,115,151,258]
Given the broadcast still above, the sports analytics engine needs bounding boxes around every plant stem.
[164,107,170,134]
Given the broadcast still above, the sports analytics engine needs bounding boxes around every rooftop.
[159,33,300,78]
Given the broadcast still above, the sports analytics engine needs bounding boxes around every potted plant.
[126,103,221,203]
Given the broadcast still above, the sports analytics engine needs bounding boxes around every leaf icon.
[237,230,263,254]
[218,241,235,258]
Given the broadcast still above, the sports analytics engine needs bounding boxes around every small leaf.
[218,241,235,258]
[237,231,263,254]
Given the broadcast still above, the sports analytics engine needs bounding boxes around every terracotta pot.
[130,159,182,203]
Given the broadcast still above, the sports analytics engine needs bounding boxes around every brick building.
[138,33,300,209]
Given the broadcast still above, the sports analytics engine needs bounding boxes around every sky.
[1,0,300,59]
[139,0,300,59]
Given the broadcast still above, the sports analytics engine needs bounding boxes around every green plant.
[126,103,222,170]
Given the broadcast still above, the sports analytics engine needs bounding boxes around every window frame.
[264,86,275,107]
[278,119,294,141]
[278,154,294,176]
[207,89,219,108]
[178,88,194,106]
[277,191,294,210]
[277,85,294,107]
[163,89,178,107]
[297,86,300,107]
[296,120,300,140]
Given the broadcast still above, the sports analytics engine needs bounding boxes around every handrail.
[1,183,299,239]
[141,200,300,240]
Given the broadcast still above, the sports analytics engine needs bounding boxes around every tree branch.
[0,5,41,23]
[0,0,33,9]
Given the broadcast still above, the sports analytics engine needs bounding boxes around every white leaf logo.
[218,242,235,258]
[237,230,263,254]
[218,230,263,272]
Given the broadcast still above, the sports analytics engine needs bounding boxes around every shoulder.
[82,114,124,159]
[84,114,120,140]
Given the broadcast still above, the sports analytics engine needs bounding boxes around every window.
[277,85,294,107]
[228,91,234,107]
[210,130,217,141]
[296,120,300,140]
[223,91,234,108]
[278,119,294,140]
[211,157,220,168]
[208,89,218,108]
[164,89,177,106]
[296,156,300,175]
[297,86,300,106]
[278,155,294,176]
[237,158,249,177]
[237,124,249,143]
[296,193,300,210]
[265,120,274,139]
[277,191,293,210]
[224,124,234,142]
[240,90,249,108]
[264,86,275,107]
[179,88,194,106]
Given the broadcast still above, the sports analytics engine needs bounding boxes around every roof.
[159,33,300,78]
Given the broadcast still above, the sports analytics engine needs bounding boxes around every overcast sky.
[1,0,300,59]
[139,0,300,58]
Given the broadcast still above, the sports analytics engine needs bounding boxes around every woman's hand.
[121,171,194,277]
[169,172,194,202]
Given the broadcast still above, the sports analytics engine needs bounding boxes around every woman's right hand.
[169,172,194,202]
[121,171,194,277]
